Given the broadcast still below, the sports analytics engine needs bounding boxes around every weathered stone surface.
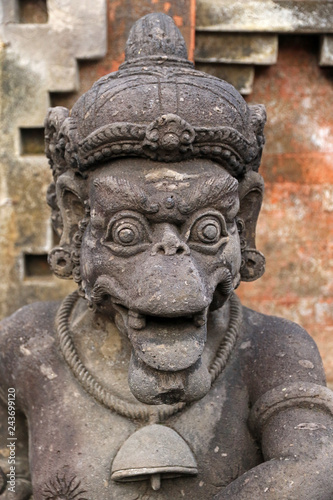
[1,0,107,92]
[195,33,278,65]
[0,0,107,318]
[197,0,333,33]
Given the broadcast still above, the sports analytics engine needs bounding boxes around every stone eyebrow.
[93,176,159,214]
[177,175,239,215]
[93,172,238,217]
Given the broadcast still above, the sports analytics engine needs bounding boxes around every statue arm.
[0,320,32,499]
[215,384,333,500]
[0,301,59,499]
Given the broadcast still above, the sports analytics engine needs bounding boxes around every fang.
[193,313,206,328]
[128,311,146,330]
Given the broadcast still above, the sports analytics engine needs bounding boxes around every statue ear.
[48,172,87,279]
[45,106,70,179]
[237,171,265,282]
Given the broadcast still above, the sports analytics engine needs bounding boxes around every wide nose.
[151,224,190,256]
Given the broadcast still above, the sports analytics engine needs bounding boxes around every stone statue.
[0,13,332,500]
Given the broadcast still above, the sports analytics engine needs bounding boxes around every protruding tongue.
[126,311,207,371]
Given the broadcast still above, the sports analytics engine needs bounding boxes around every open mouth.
[88,272,234,405]
[127,310,206,330]
[89,289,213,404]
[112,302,208,372]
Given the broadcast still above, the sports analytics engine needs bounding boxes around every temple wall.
[239,36,333,389]
[0,0,332,386]
[195,1,333,387]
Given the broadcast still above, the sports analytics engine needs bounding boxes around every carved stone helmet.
[45,12,266,283]
[46,13,266,180]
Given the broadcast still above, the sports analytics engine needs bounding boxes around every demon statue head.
[45,13,266,407]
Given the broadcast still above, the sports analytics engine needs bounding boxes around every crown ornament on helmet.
[45,13,266,182]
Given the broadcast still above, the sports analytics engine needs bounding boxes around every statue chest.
[25,354,262,500]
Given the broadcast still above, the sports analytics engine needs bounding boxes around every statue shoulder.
[0,301,61,391]
[0,300,60,339]
[240,306,326,402]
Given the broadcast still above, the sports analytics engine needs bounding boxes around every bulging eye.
[187,212,229,254]
[190,215,227,244]
[103,212,151,256]
[112,221,140,246]
[195,218,221,243]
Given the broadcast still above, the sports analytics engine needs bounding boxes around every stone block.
[196,0,333,33]
[195,33,278,65]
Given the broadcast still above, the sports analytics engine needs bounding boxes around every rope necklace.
[57,291,242,423]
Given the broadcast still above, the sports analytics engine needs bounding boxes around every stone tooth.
[128,311,146,330]
[193,312,206,328]
[151,474,161,491]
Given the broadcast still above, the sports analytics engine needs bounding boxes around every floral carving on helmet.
[46,109,264,179]
[143,114,196,160]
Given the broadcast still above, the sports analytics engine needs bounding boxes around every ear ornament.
[240,248,265,282]
[48,246,74,279]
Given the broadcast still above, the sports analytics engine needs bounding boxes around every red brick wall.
[238,36,333,387]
